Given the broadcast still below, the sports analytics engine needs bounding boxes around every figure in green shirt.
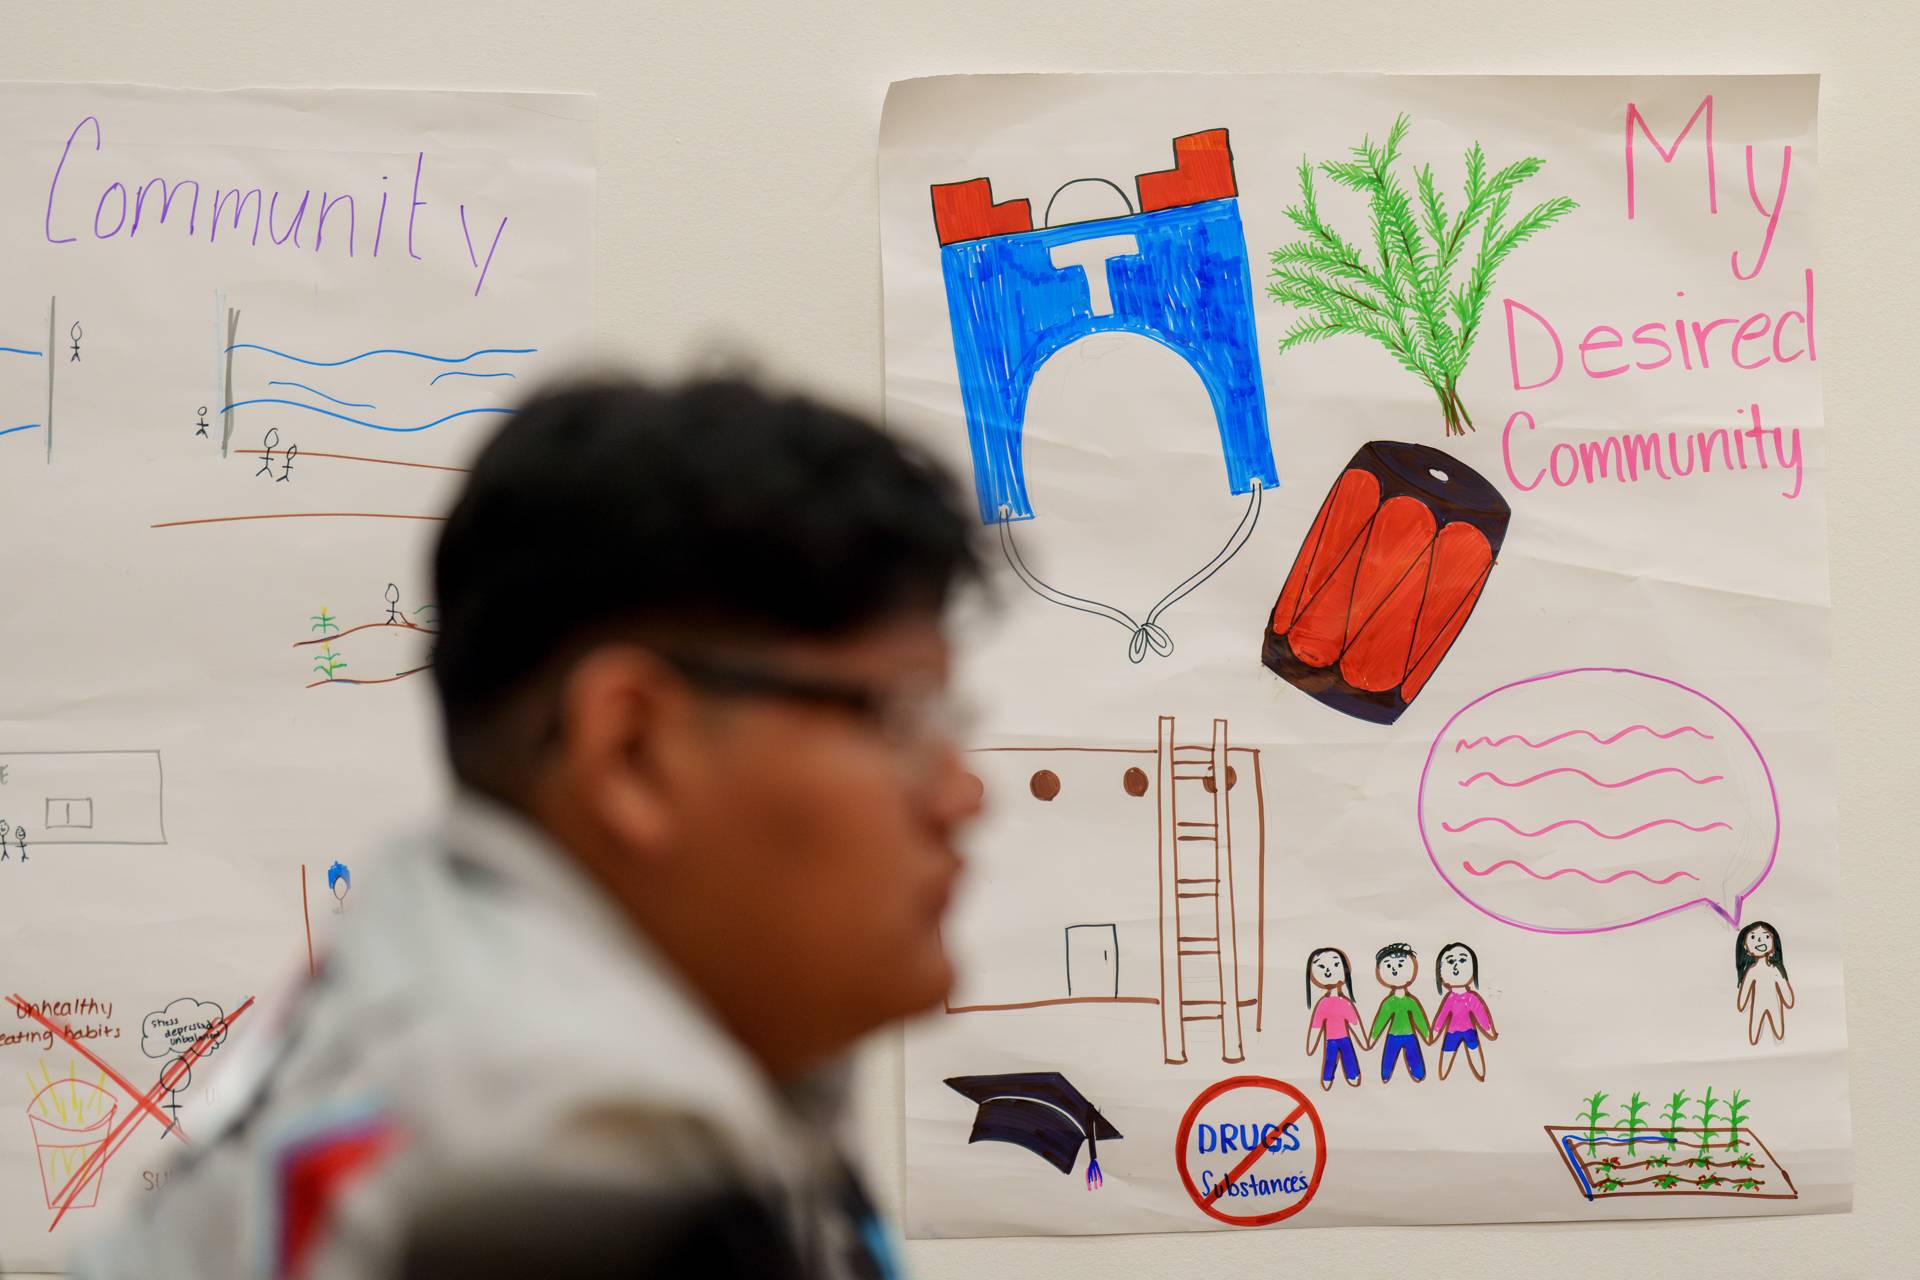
[1368,942,1430,1083]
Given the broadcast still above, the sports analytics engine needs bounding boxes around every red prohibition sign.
[1174,1075,1327,1227]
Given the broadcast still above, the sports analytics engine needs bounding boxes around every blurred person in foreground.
[78,378,983,1279]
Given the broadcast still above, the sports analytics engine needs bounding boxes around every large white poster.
[0,84,592,1270]
[883,74,1847,1235]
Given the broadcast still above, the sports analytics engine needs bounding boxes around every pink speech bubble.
[1417,668,1779,934]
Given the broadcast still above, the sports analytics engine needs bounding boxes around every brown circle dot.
[1029,769,1061,801]
[1122,766,1149,797]
[1201,765,1238,795]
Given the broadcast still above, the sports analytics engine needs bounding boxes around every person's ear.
[551,646,688,860]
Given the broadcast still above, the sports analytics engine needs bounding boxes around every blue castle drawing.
[931,130,1277,526]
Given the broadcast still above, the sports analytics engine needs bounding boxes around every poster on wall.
[882,73,1847,1235]
[0,83,592,1269]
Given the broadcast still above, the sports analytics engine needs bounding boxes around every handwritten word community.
[40,116,511,296]
[1495,95,1813,502]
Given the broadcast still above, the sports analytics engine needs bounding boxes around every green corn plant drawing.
[1725,1090,1749,1152]
[1268,114,1578,436]
[1578,1091,1609,1157]
[1696,1086,1720,1152]
[310,607,339,635]
[313,643,348,682]
[1662,1089,1691,1151]
[1621,1091,1650,1156]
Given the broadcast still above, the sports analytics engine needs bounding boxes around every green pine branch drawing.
[1267,114,1578,436]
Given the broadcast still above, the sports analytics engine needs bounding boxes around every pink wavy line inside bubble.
[1457,767,1724,789]
[1461,859,1700,886]
[1440,816,1734,839]
[1452,725,1713,752]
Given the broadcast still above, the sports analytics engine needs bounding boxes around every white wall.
[4,2,1915,1275]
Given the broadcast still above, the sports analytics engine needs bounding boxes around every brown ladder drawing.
[1157,715,1244,1064]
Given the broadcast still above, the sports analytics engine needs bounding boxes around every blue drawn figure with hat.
[327,860,352,914]
[931,130,1278,662]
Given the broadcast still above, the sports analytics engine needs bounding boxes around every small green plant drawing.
[1598,1178,1622,1192]
[1579,1091,1609,1157]
[1654,1174,1682,1190]
[1267,114,1578,437]
[310,606,339,635]
[1725,1090,1749,1152]
[1733,1153,1758,1169]
[1649,1154,1670,1169]
[1698,1173,1724,1190]
[1620,1091,1650,1156]
[312,643,348,682]
[1662,1089,1691,1151]
[1736,1178,1760,1192]
[1696,1086,1720,1150]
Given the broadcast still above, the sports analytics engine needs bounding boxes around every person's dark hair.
[1375,942,1415,965]
[431,377,979,794]
[1434,941,1479,992]
[1304,947,1354,1007]
[1735,921,1787,987]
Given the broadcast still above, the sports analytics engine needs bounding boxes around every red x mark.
[9,992,254,1231]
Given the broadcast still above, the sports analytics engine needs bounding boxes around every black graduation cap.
[944,1072,1122,1189]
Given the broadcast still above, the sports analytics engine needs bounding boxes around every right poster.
[880,74,1849,1235]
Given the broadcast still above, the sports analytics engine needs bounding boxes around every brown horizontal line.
[944,995,1158,1014]
[234,448,470,474]
[152,511,446,529]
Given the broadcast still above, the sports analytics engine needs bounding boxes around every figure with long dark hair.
[1429,941,1497,1081]
[1736,921,1792,1043]
[1303,947,1368,1091]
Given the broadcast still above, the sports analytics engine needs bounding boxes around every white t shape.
[1049,235,1140,317]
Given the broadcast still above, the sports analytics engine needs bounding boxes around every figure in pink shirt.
[1429,941,1497,1082]
[1303,946,1369,1091]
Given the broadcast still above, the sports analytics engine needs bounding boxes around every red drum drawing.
[1263,441,1509,724]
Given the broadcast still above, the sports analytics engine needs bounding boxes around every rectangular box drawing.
[0,752,166,845]
[44,798,95,829]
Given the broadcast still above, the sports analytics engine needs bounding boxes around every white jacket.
[76,794,902,1279]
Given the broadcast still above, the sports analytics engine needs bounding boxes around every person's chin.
[895,947,957,1019]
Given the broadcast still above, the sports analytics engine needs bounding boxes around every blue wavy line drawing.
[225,343,537,368]
[1,423,44,439]
[268,380,376,409]
[430,370,517,385]
[0,346,42,358]
[217,399,512,434]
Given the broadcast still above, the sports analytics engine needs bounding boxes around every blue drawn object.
[267,380,375,410]
[327,860,352,912]
[1557,1133,1654,1200]
[935,185,1276,526]
[225,343,536,368]
[1,424,43,440]
[429,370,516,385]
[0,345,43,357]
[217,400,511,434]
